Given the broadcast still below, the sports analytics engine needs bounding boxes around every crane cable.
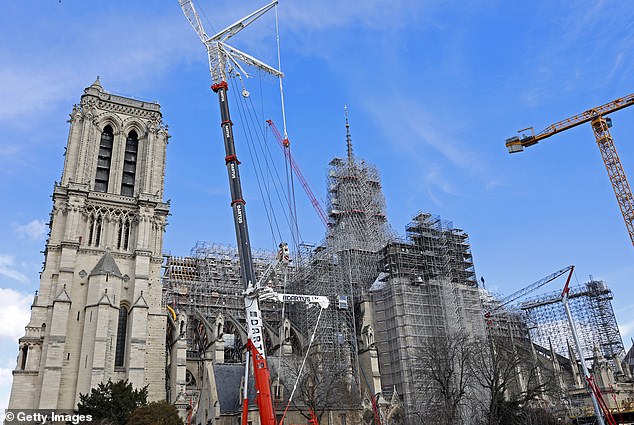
[229,76,283,245]
[237,78,303,249]
[275,4,302,260]
[231,73,303,243]
[278,305,325,424]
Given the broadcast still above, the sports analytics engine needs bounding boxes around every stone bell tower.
[8,79,170,409]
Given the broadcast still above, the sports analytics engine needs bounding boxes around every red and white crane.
[177,2,328,424]
[177,1,282,423]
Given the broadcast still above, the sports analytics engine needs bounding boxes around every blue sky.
[1,0,634,413]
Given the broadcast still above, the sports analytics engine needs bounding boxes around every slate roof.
[90,249,123,278]
[213,363,256,415]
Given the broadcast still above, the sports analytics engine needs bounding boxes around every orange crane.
[266,119,329,228]
[505,93,634,246]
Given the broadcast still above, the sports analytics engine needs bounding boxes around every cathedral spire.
[345,105,354,165]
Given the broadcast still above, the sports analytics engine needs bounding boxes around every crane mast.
[505,93,634,247]
[560,266,617,425]
[591,116,634,245]
[177,1,282,424]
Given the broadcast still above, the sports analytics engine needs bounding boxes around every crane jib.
[506,93,634,247]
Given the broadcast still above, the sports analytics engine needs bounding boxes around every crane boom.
[176,2,285,424]
[485,266,573,319]
[266,120,329,228]
[505,93,634,247]
[505,93,634,149]
[495,265,573,310]
[178,0,282,84]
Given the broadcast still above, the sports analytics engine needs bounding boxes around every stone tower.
[8,79,170,410]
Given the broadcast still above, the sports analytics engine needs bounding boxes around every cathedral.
[8,79,170,409]
[11,81,632,425]
[8,81,482,424]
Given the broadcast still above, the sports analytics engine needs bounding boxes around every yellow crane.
[505,93,634,247]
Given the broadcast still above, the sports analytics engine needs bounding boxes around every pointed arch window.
[121,130,138,197]
[95,125,114,193]
[88,216,95,246]
[116,218,131,251]
[115,305,128,367]
[20,345,28,370]
[94,216,102,247]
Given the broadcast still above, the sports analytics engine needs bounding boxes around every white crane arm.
[210,1,278,43]
[219,42,283,78]
[178,0,282,83]
[256,287,330,309]
[178,0,208,43]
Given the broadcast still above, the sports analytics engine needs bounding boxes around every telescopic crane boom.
[177,2,282,424]
[505,93,634,247]
[492,265,573,311]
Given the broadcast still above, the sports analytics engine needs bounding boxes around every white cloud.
[0,366,12,422]
[13,220,47,241]
[0,67,69,121]
[0,289,32,417]
[426,167,459,197]
[0,288,31,341]
[619,319,634,346]
[0,353,18,421]
[0,367,12,387]
[0,255,29,284]
[364,93,486,176]
[0,288,33,341]
[281,1,433,32]
[0,13,197,124]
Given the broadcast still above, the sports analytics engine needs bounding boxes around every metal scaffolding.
[161,122,487,418]
[162,242,286,361]
[370,212,485,414]
[520,278,625,365]
[287,137,395,400]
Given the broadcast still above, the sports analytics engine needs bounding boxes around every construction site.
[521,279,625,367]
[145,4,634,423]
[8,2,634,425]
[158,95,634,423]
[161,111,490,420]
[158,2,634,424]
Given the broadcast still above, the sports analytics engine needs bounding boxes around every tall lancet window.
[95,125,114,193]
[114,305,128,367]
[121,130,138,197]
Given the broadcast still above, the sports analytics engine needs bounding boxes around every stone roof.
[90,250,123,278]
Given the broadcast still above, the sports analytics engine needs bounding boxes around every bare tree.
[279,350,359,422]
[412,331,479,425]
[469,335,560,425]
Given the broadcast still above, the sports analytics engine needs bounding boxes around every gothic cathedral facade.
[8,79,170,409]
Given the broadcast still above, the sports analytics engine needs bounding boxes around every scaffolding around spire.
[345,105,354,165]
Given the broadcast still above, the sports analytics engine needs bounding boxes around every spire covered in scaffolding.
[345,105,354,165]
[324,107,392,252]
